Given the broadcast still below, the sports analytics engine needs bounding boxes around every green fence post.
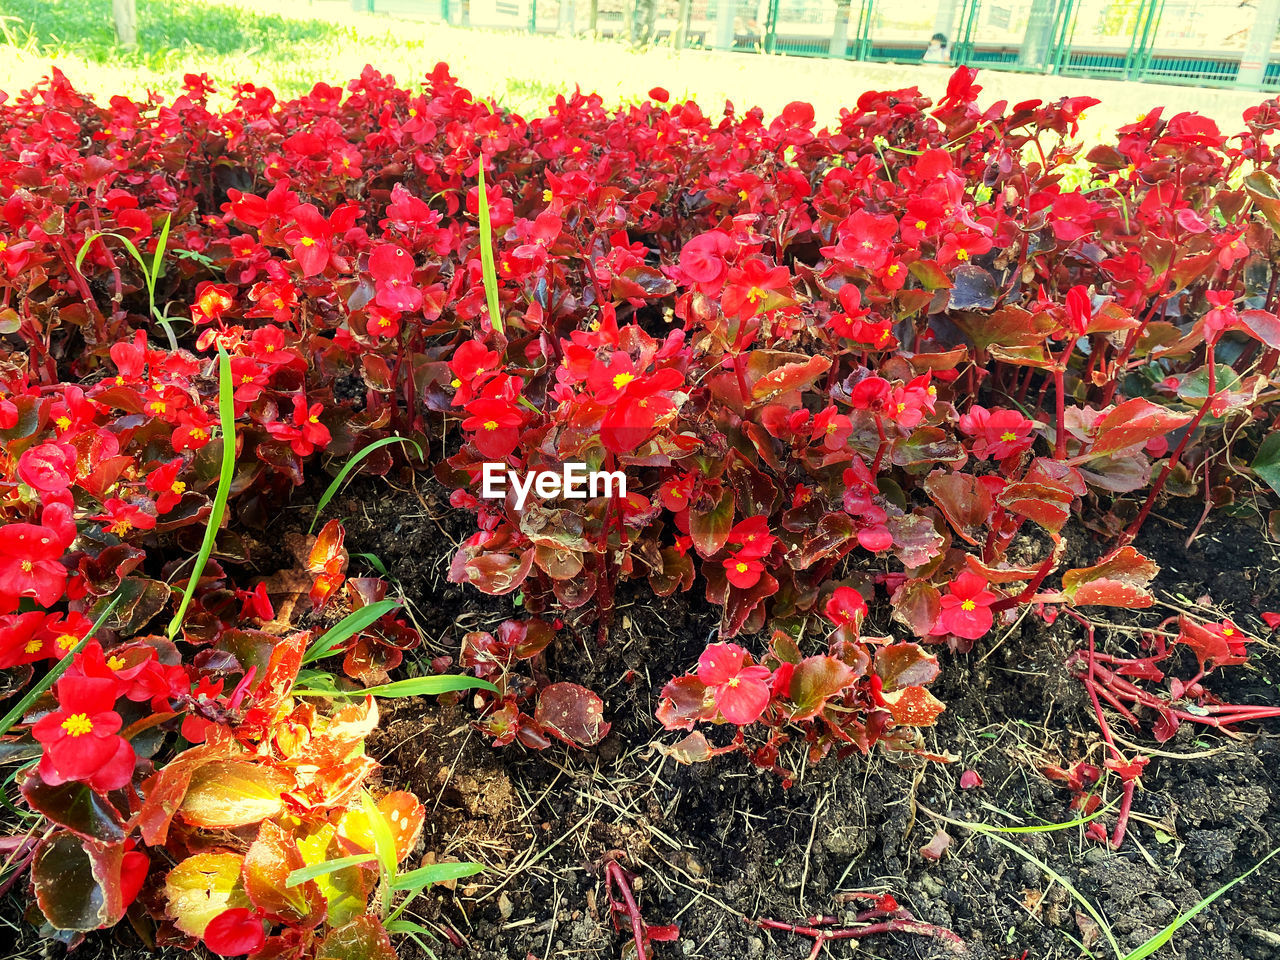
[1124,0,1162,81]
[951,0,979,65]
[1047,0,1077,75]
[528,0,537,32]
[763,0,779,54]
[853,0,873,60]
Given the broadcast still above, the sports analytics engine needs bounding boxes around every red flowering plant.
[0,55,1279,955]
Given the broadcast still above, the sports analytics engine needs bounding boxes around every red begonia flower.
[204,907,267,956]
[697,643,772,725]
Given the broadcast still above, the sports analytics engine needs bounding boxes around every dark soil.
[13,481,1276,960]
[337,480,1280,960]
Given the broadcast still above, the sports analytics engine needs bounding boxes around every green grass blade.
[150,213,172,307]
[167,344,235,640]
[286,853,376,888]
[1121,846,1280,960]
[388,860,484,893]
[925,806,1122,959]
[301,599,401,665]
[309,437,423,534]
[971,799,1119,834]
[294,675,498,698]
[362,792,400,879]
[0,591,123,738]
[476,158,503,334]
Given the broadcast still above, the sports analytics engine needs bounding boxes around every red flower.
[697,643,772,725]
[720,258,791,321]
[958,405,1034,462]
[723,556,764,589]
[203,908,266,956]
[145,458,188,513]
[192,282,236,325]
[94,498,158,538]
[812,405,852,451]
[726,516,775,559]
[33,675,135,792]
[0,523,70,607]
[936,572,996,640]
[823,586,868,630]
[17,442,78,493]
[1065,285,1092,337]
[265,396,332,457]
[461,397,523,459]
[678,230,736,293]
[285,204,333,276]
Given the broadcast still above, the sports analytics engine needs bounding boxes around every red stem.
[1120,342,1215,547]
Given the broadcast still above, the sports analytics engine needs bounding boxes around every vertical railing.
[351,0,1279,93]
[1124,0,1163,79]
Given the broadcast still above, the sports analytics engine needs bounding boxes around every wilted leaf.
[875,643,941,691]
[1061,546,1158,608]
[535,683,610,747]
[879,685,946,726]
[164,852,249,938]
[924,471,991,545]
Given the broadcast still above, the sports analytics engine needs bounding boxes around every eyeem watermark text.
[480,462,626,510]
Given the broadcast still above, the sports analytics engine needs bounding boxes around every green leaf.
[1122,846,1280,960]
[286,854,377,888]
[1252,432,1280,498]
[294,675,498,699]
[168,345,235,640]
[302,599,401,665]
[361,792,399,879]
[388,860,484,893]
[476,157,503,334]
[311,437,423,534]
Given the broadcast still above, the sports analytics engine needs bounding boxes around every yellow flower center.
[55,416,72,431]
[960,599,976,612]
[20,560,33,572]
[483,420,498,431]
[24,639,41,654]
[746,287,766,304]
[170,480,186,495]
[956,248,969,262]
[61,714,93,737]
[736,562,749,573]
[107,655,126,670]
[612,372,636,390]
[542,189,553,203]
[915,220,927,230]
[299,237,317,247]
[191,427,208,441]
[57,634,78,650]
[726,677,740,688]
[1000,431,1017,442]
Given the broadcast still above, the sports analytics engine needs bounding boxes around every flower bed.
[0,63,1278,957]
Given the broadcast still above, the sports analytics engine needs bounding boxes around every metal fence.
[353,0,1280,90]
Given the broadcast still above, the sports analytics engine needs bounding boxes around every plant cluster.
[0,60,1278,957]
